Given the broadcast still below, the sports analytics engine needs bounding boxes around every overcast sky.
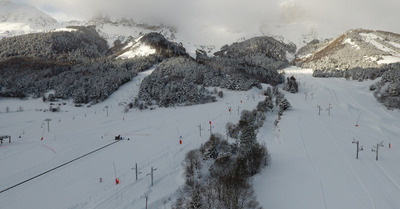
[13,0,400,46]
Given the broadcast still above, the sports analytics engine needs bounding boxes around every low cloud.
[16,0,400,46]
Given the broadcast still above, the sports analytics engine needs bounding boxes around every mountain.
[0,17,293,106]
[295,29,400,71]
[116,32,187,59]
[0,0,59,38]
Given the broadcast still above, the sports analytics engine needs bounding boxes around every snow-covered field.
[1,66,399,209]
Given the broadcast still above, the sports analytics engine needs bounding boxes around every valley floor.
[0,66,399,209]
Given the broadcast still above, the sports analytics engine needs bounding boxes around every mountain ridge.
[0,0,59,38]
[296,29,400,70]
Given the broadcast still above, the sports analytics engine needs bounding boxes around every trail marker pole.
[197,124,203,137]
[113,162,119,184]
[209,121,213,135]
[145,196,148,209]
[355,112,361,127]
[135,163,138,180]
[105,106,109,117]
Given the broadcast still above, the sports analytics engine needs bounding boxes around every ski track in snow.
[297,117,328,209]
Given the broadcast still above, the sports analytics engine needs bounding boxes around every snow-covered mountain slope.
[116,32,187,59]
[86,16,177,48]
[0,0,59,38]
[296,29,400,70]
[1,66,400,209]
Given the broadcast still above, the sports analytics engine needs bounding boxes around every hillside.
[296,29,400,71]
[0,23,293,107]
[0,0,59,38]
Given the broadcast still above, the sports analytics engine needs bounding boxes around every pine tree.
[239,125,257,156]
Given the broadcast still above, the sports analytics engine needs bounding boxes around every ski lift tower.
[45,118,52,132]
[372,141,384,161]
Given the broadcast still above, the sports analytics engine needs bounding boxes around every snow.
[0,67,266,209]
[1,66,400,209]
[377,56,400,65]
[285,51,296,62]
[360,33,400,64]
[388,41,400,49]
[52,28,78,33]
[254,67,400,209]
[344,38,360,50]
[360,33,388,52]
[0,0,59,39]
[117,42,156,59]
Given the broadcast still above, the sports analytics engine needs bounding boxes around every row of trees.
[173,86,292,209]
[371,63,400,109]
[310,62,400,110]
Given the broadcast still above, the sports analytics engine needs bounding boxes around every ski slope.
[0,68,267,209]
[0,66,400,209]
[255,67,400,209]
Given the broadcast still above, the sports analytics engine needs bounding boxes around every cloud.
[14,0,400,47]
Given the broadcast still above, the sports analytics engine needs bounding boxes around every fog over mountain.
[12,0,400,47]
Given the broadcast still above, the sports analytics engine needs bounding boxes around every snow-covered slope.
[255,67,400,209]
[1,66,400,209]
[117,36,156,59]
[0,67,268,209]
[297,29,400,70]
[0,0,59,38]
